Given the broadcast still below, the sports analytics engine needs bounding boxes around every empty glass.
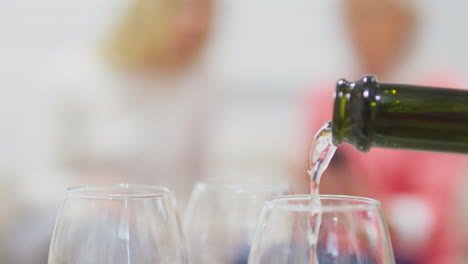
[48,184,188,264]
[184,180,287,264]
[248,195,395,264]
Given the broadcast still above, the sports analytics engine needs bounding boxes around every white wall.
[2,0,468,96]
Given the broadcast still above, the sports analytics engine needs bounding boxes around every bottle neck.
[333,75,468,154]
[332,75,378,152]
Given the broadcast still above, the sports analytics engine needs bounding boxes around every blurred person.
[47,0,214,211]
[4,0,215,263]
[294,0,466,263]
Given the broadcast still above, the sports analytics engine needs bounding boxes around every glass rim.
[66,183,173,200]
[265,194,381,212]
[194,178,287,193]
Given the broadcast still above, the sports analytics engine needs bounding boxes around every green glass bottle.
[332,75,468,153]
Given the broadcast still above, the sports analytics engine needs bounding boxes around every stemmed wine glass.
[248,195,395,264]
[48,184,188,264]
[184,180,287,264]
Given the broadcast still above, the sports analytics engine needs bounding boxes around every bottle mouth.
[332,78,352,146]
[332,75,378,152]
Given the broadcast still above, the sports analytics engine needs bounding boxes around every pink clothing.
[305,75,466,263]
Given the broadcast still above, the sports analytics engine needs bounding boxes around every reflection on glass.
[48,184,188,264]
[249,195,395,264]
[184,180,286,264]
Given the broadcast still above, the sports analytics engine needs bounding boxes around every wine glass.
[48,184,188,264]
[248,195,395,264]
[184,180,287,264]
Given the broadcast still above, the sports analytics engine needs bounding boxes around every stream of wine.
[307,121,337,263]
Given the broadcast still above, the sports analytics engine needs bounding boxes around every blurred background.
[1,0,468,263]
